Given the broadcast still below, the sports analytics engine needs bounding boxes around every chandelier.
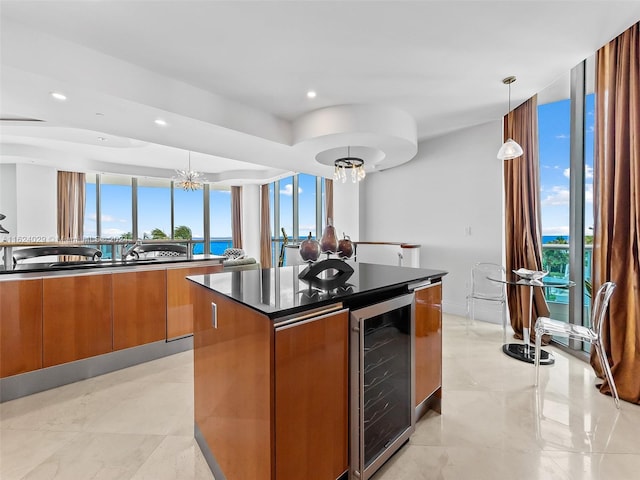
[333,147,366,183]
[175,151,205,191]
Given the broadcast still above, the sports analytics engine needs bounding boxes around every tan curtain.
[259,184,272,268]
[590,22,640,404]
[503,95,550,339]
[57,171,86,241]
[324,178,334,226]
[231,186,243,249]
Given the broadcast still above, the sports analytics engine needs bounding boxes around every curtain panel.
[503,95,550,339]
[57,171,86,241]
[231,186,243,249]
[591,22,640,404]
[260,184,272,268]
[324,178,334,226]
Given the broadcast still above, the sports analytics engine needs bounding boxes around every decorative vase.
[338,233,353,259]
[320,219,338,254]
[299,232,321,262]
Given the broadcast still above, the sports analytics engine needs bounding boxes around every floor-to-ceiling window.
[99,174,132,259]
[279,176,294,241]
[581,54,596,353]
[268,174,328,265]
[174,186,203,253]
[138,178,171,239]
[86,173,232,259]
[209,187,232,255]
[538,72,571,340]
[84,175,97,238]
[538,58,594,356]
[298,173,317,240]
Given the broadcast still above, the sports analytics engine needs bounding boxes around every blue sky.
[277,174,321,239]
[84,174,319,241]
[84,181,232,239]
[538,94,594,238]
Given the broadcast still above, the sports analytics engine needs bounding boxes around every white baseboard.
[443,299,506,325]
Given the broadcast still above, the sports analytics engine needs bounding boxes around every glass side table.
[488,273,575,364]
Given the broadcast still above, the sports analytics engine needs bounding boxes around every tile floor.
[1,314,639,480]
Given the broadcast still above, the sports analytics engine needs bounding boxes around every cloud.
[102,214,122,222]
[562,165,593,180]
[279,184,302,196]
[87,213,124,223]
[585,183,593,204]
[542,186,570,206]
[586,165,593,179]
[555,134,570,139]
[102,227,128,236]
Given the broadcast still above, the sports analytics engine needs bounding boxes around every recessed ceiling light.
[95,112,104,116]
[307,90,317,99]
[154,118,167,126]
[50,91,67,101]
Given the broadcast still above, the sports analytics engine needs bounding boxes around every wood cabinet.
[275,309,349,480]
[193,285,273,480]
[192,279,349,480]
[112,270,167,350]
[167,265,222,340]
[414,282,442,415]
[0,279,43,377]
[1,260,222,379]
[43,274,113,367]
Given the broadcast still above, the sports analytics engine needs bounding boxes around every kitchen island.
[188,262,446,480]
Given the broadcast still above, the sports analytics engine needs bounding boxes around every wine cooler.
[350,293,414,480]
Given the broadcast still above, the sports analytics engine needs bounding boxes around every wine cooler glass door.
[351,293,415,480]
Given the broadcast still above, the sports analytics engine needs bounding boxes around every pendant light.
[497,76,524,160]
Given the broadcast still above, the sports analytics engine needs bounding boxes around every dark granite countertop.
[0,255,225,275]
[188,261,447,319]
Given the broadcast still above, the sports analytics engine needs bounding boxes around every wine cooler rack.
[351,293,414,480]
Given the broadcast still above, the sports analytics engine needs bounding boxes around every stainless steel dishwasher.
[350,293,415,480]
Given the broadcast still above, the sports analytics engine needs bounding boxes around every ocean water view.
[192,239,233,255]
[542,235,569,244]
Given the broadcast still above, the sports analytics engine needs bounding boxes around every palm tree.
[151,228,168,239]
[174,225,192,240]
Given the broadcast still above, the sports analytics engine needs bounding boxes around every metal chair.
[534,281,619,408]
[466,263,507,342]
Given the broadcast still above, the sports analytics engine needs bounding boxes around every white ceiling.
[1,1,639,183]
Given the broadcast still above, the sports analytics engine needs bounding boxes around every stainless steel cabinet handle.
[211,302,217,329]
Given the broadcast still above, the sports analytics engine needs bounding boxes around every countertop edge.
[187,266,447,320]
[0,256,225,279]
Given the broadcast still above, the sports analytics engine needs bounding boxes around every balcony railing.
[542,242,593,351]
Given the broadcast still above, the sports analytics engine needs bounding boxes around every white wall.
[332,180,361,241]
[0,164,17,239]
[241,184,261,261]
[361,120,504,321]
[16,164,57,239]
[0,163,57,241]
